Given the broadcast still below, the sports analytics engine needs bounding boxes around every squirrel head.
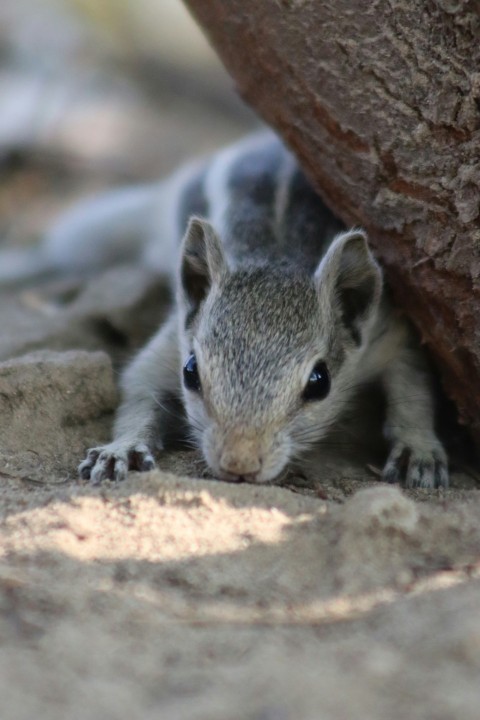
[177,217,382,483]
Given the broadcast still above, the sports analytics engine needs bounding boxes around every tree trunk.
[184,0,480,446]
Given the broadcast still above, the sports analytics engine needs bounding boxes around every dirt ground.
[1,3,480,719]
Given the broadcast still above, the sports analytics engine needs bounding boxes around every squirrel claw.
[382,440,448,489]
[78,442,155,484]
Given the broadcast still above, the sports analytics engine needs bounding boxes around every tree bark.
[184,0,480,446]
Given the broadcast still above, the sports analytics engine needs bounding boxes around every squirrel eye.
[183,353,201,392]
[303,361,330,401]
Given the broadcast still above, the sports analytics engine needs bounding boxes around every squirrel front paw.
[382,438,448,489]
[78,442,155,485]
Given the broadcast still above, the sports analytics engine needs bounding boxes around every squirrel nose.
[219,468,260,483]
[219,446,262,482]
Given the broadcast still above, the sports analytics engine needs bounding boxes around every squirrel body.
[3,131,448,487]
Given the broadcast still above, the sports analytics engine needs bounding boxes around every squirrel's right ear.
[178,217,228,316]
[315,229,382,346]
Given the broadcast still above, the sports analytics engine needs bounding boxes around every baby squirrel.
[3,131,449,488]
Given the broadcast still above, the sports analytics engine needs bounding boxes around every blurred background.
[0,0,257,251]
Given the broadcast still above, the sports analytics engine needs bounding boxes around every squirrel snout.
[218,442,263,483]
[205,429,288,484]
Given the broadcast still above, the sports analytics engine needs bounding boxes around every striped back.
[173,132,344,272]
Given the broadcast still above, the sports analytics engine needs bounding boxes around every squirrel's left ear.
[178,217,228,318]
[314,229,383,346]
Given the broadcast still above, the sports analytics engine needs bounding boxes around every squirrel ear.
[179,217,228,317]
[314,229,383,345]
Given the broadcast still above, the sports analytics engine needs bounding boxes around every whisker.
[182,437,200,450]
[149,392,185,422]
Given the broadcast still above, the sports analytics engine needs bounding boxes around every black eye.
[303,361,330,401]
[183,353,201,392]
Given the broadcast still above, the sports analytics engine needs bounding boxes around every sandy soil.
[1,442,480,720]
[1,2,480,719]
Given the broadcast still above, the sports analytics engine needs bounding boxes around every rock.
[0,350,117,481]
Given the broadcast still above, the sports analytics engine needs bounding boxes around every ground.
[1,2,480,719]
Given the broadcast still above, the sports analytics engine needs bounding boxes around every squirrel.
[1,131,449,488]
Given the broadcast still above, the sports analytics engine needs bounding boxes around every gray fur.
[2,130,447,488]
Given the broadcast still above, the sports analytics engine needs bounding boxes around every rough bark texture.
[184,0,480,446]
